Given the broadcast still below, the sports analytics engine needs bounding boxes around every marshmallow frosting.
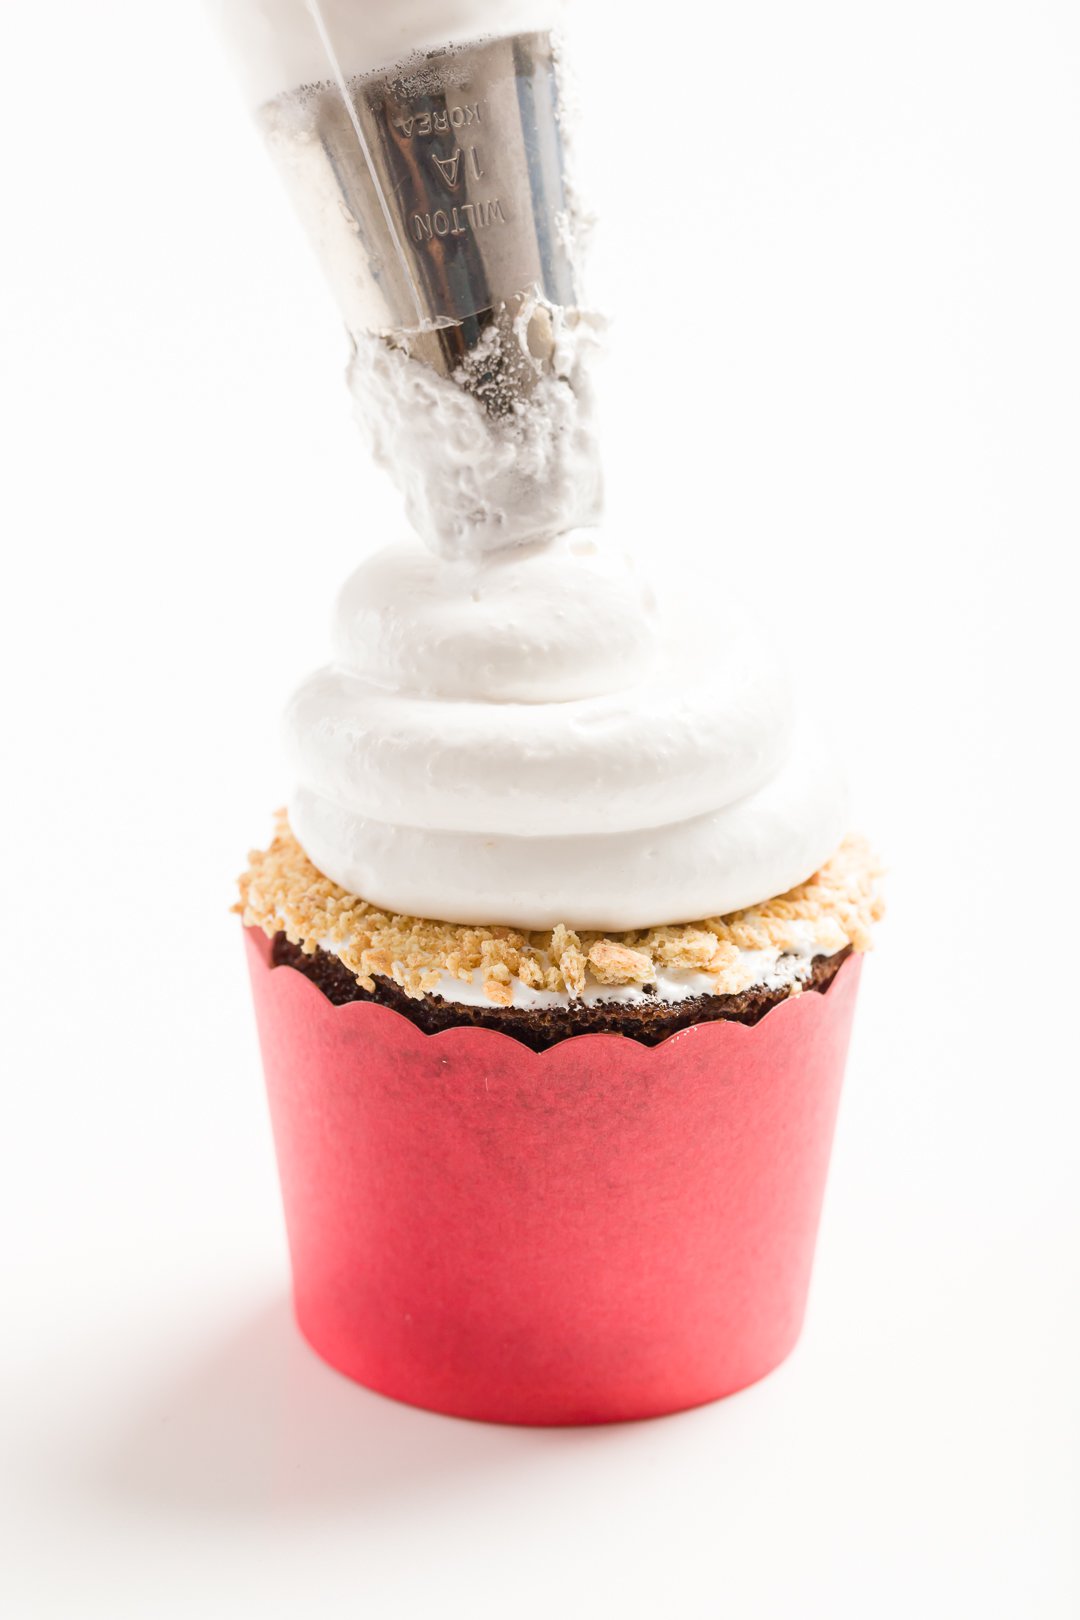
[286,531,848,930]
[216,2,850,931]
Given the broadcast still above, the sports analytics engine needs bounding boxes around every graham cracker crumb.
[517,955,545,989]
[588,940,655,985]
[482,965,514,1004]
[237,813,883,1002]
[559,945,588,997]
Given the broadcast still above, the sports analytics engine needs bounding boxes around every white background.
[2,1,1078,1614]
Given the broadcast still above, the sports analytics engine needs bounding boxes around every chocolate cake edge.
[271,933,853,1051]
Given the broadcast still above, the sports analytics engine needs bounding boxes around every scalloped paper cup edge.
[244,925,863,1424]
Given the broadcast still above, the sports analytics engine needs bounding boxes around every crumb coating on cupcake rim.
[238,815,883,1010]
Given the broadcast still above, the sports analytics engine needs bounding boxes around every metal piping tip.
[260,32,580,415]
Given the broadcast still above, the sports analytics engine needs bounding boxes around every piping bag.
[212,0,602,551]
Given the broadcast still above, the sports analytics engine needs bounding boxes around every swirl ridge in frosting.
[286,530,848,929]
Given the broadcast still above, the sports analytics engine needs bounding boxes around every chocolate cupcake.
[218,1,881,1424]
[235,532,881,1426]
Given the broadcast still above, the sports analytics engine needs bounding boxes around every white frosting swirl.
[286,531,848,929]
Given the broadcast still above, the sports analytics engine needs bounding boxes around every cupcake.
[237,532,881,1425]
[217,0,881,1424]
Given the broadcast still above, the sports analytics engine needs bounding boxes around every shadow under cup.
[244,926,862,1426]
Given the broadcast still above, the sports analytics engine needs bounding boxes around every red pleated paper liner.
[245,925,863,1425]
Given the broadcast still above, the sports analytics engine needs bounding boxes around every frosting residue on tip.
[347,300,604,558]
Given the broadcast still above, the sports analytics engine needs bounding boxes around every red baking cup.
[245,926,863,1425]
